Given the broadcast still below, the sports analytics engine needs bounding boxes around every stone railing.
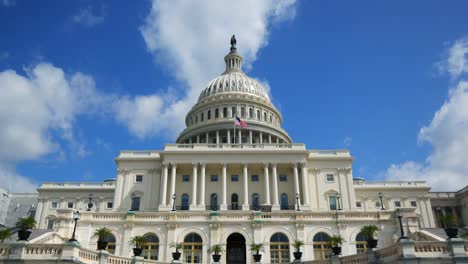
[413,241,450,256]
[164,143,306,151]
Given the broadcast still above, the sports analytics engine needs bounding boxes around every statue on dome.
[230,35,237,47]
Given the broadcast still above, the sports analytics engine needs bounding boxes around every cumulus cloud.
[120,0,297,137]
[384,37,468,191]
[73,6,105,27]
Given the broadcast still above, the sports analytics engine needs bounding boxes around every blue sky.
[1,0,468,192]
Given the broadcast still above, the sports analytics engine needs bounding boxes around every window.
[47,219,54,229]
[356,232,367,254]
[394,201,401,208]
[223,107,227,118]
[270,233,290,263]
[207,110,211,120]
[252,193,260,211]
[280,193,289,210]
[410,201,417,207]
[210,193,218,211]
[143,234,159,260]
[264,112,267,121]
[211,175,218,182]
[241,107,245,118]
[279,175,287,182]
[183,233,203,263]
[231,175,239,182]
[356,201,362,208]
[201,113,204,121]
[231,193,239,210]
[326,174,334,182]
[181,194,189,210]
[106,202,113,209]
[136,175,143,182]
[215,109,219,118]
[313,232,331,260]
[132,197,141,211]
[231,107,236,117]
[183,175,190,182]
[51,202,58,209]
[67,202,74,208]
[257,110,261,119]
[269,115,272,123]
[249,108,253,118]
[329,195,337,210]
[104,234,116,254]
[251,175,259,182]
[195,116,198,123]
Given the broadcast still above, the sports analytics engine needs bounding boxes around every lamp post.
[68,211,81,242]
[396,209,408,240]
[130,192,136,211]
[295,193,300,211]
[87,193,93,211]
[171,194,177,211]
[378,192,385,210]
[336,192,342,210]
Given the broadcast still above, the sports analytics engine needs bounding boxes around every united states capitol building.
[25,38,445,264]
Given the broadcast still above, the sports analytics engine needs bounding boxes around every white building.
[33,38,437,264]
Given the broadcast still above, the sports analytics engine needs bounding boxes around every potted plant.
[441,215,458,238]
[170,242,183,261]
[250,243,264,262]
[327,235,345,256]
[129,236,147,257]
[292,240,304,260]
[208,244,224,262]
[0,229,12,243]
[93,227,112,250]
[360,225,379,249]
[15,217,36,241]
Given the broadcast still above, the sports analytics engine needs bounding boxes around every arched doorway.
[226,233,246,264]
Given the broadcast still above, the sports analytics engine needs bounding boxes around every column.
[205,133,209,143]
[197,135,200,143]
[276,137,279,144]
[271,163,279,210]
[259,132,263,143]
[170,163,177,208]
[160,163,168,207]
[227,130,231,144]
[300,162,310,207]
[263,162,271,205]
[191,163,198,206]
[216,131,220,144]
[268,134,272,143]
[199,162,206,207]
[242,163,249,210]
[293,162,301,205]
[238,129,242,144]
[249,130,253,144]
[220,162,227,210]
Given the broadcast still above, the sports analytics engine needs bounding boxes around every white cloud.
[344,136,352,148]
[124,0,297,138]
[384,38,468,191]
[73,6,105,27]
[0,164,38,193]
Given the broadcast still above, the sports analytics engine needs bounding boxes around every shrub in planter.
[327,235,345,256]
[170,242,183,261]
[360,225,379,248]
[440,215,458,239]
[93,227,113,250]
[292,240,304,260]
[208,244,224,262]
[15,217,36,241]
[0,229,12,243]
[129,236,147,257]
[250,243,264,262]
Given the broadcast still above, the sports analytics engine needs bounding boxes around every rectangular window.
[231,175,239,182]
[410,201,417,207]
[329,196,337,210]
[182,175,190,182]
[107,202,113,209]
[211,175,218,182]
[133,197,141,211]
[326,174,334,182]
[279,175,287,182]
[136,175,143,182]
[356,201,362,208]
[251,175,259,182]
[47,220,54,229]
[67,202,74,208]
[51,202,58,209]
[394,201,401,208]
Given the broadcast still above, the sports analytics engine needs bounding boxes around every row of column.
[186,130,282,145]
[159,162,310,210]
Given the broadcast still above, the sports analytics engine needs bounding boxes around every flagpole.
[233,117,236,144]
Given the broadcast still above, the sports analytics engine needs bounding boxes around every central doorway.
[226,233,246,264]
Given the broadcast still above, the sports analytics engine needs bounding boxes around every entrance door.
[226,233,246,264]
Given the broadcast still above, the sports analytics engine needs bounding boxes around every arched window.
[313,232,331,260]
[181,193,189,210]
[257,110,261,120]
[201,113,204,122]
[252,193,260,211]
[270,233,290,263]
[232,107,236,117]
[356,232,368,254]
[280,193,289,210]
[249,108,253,118]
[264,112,267,121]
[210,193,218,211]
[183,233,203,263]
[143,234,159,260]
[241,107,245,118]
[231,193,239,210]
[104,233,116,254]
[215,109,219,118]
[270,115,272,123]
[207,110,211,120]
[195,116,198,123]
[223,107,228,118]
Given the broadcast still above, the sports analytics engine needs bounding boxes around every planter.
[331,246,342,256]
[293,251,302,260]
[367,239,378,249]
[133,247,142,256]
[444,228,458,239]
[17,230,31,241]
[253,253,262,262]
[97,241,108,250]
[212,253,221,262]
[172,252,181,261]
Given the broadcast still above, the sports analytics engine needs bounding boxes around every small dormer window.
[136,175,143,182]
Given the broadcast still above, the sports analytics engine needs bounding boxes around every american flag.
[235,115,248,129]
